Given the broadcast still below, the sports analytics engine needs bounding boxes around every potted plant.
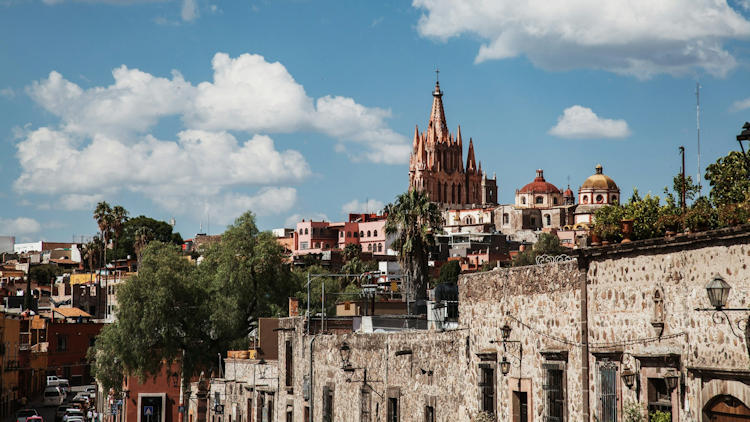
[620,218,635,243]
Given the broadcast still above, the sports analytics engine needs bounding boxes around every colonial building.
[266,224,750,422]
[408,80,497,207]
[575,164,621,225]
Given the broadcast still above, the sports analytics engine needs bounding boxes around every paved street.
[2,387,94,422]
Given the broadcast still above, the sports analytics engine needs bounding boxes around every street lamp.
[621,366,636,389]
[500,357,510,376]
[665,371,679,391]
[501,324,512,341]
[705,275,731,310]
[339,342,351,369]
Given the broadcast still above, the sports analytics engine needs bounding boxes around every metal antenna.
[696,82,702,194]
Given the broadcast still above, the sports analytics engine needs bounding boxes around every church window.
[545,215,551,226]
[536,196,544,204]
[503,214,509,225]
[596,194,604,204]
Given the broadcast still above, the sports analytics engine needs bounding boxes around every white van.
[43,386,65,406]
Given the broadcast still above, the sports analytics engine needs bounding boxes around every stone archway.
[702,380,750,421]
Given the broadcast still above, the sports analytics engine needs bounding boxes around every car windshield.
[17,411,37,417]
[65,411,83,416]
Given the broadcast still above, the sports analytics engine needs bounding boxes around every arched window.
[582,195,589,204]
[373,230,378,237]
[360,231,364,237]
[451,184,455,203]
[545,214,551,226]
[367,244,372,251]
[596,194,604,204]
[437,182,442,202]
[304,228,309,235]
[339,232,343,238]
[354,231,358,238]
[535,196,544,204]
[324,243,329,249]
[299,229,303,234]
[611,195,618,203]
[378,243,383,252]
[314,242,319,248]
[463,216,474,225]
[521,197,527,205]
[503,213,509,224]
[553,197,559,205]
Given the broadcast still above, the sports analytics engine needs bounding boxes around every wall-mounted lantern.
[621,366,636,389]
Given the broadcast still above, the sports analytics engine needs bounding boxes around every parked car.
[43,387,65,407]
[16,409,38,422]
[85,386,97,399]
[26,416,44,422]
[55,406,74,422]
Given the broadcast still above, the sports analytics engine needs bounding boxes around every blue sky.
[3,0,750,242]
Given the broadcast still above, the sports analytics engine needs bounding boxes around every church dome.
[581,164,618,190]
[519,169,560,194]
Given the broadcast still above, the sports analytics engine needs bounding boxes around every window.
[512,391,528,422]
[373,230,378,237]
[299,229,303,234]
[354,232,359,238]
[360,231,364,237]
[530,217,536,226]
[360,389,371,422]
[611,195,618,203]
[387,397,399,422]
[582,195,589,204]
[339,232,343,238]
[347,232,352,238]
[57,334,68,352]
[304,228,309,235]
[521,197,526,204]
[378,244,383,253]
[324,243,329,249]
[545,215,551,226]
[322,387,334,422]
[536,196,544,204]
[367,244,372,252]
[424,406,435,422]
[367,231,371,237]
[553,197,559,205]
[300,242,308,250]
[599,361,617,422]
[503,214,509,224]
[286,410,292,422]
[647,378,672,415]
[285,340,293,388]
[313,243,319,249]
[596,194,604,204]
[543,363,565,422]
[479,364,495,415]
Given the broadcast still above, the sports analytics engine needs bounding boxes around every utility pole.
[696,82,702,194]
[680,146,687,212]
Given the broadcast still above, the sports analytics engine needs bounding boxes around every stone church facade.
[408,80,497,207]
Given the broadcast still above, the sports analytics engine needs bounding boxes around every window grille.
[599,361,617,422]
[543,366,564,422]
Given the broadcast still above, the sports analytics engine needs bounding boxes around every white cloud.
[181,0,198,21]
[0,87,15,99]
[549,105,631,139]
[731,97,750,111]
[341,199,385,215]
[284,212,329,227]
[413,0,750,79]
[0,217,42,235]
[59,194,105,211]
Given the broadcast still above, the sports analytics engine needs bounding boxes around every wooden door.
[705,395,750,421]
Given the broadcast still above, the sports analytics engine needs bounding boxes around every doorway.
[512,391,528,422]
[704,395,750,421]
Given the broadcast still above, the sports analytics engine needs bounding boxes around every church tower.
[409,77,497,207]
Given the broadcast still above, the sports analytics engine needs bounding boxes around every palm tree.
[110,205,129,259]
[82,238,102,272]
[134,226,154,267]
[94,201,112,266]
[384,189,443,304]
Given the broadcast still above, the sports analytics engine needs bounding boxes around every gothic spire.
[412,125,419,149]
[466,138,476,172]
[428,79,448,144]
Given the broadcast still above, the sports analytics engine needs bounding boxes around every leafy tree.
[437,260,461,285]
[341,257,377,280]
[93,201,113,263]
[88,323,125,392]
[110,205,129,257]
[89,241,211,408]
[198,212,298,345]
[114,215,183,260]
[705,150,750,207]
[384,190,443,302]
[28,264,63,285]
[684,196,718,232]
[81,237,103,271]
[624,192,663,240]
[343,243,362,261]
[512,233,567,267]
[672,174,701,205]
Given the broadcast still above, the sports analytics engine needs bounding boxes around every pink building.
[293,214,392,256]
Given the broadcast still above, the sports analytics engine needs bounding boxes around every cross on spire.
[435,67,439,83]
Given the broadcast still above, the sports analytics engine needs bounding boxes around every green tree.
[198,212,298,346]
[110,205,129,258]
[437,260,461,285]
[705,150,750,206]
[513,233,567,267]
[28,264,63,285]
[89,241,211,408]
[114,216,183,260]
[343,243,362,261]
[384,190,443,302]
[93,201,113,264]
[672,174,701,205]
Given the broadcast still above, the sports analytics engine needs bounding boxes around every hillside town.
[1,73,749,422]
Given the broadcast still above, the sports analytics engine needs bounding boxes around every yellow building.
[1,313,20,418]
